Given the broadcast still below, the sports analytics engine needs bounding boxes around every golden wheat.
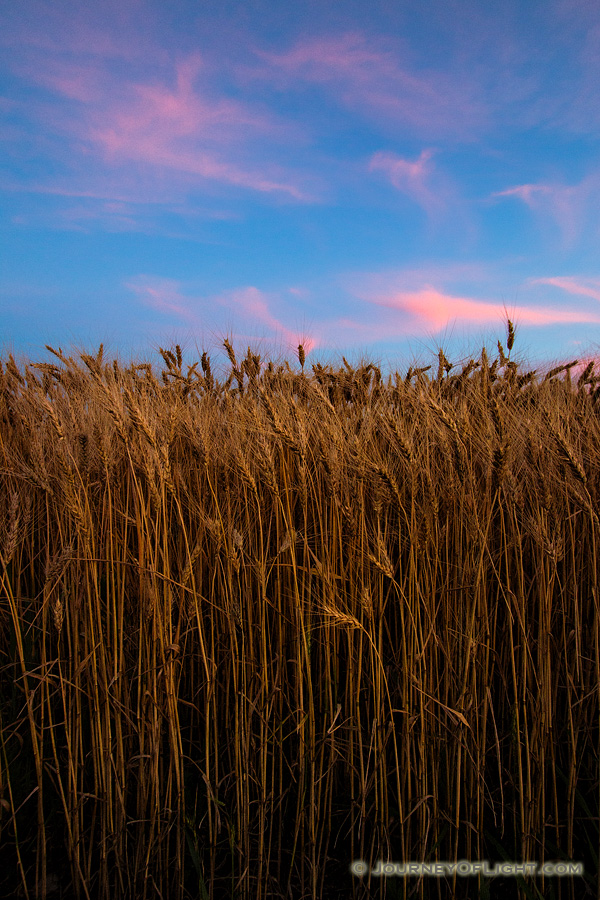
[0,322,597,900]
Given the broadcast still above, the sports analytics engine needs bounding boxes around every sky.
[2,0,600,380]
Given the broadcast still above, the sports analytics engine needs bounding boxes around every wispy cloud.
[368,287,600,331]
[24,58,107,104]
[124,277,319,356]
[530,275,600,303]
[492,184,552,204]
[125,276,198,322]
[122,266,600,371]
[341,264,600,341]
[228,286,318,353]
[369,148,452,218]
[491,173,600,248]
[8,45,316,202]
[249,32,486,140]
[4,180,238,239]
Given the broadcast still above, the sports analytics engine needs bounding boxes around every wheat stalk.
[384,412,414,466]
[507,319,515,352]
[489,394,504,442]
[44,540,76,587]
[367,533,395,579]
[181,538,203,586]
[124,387,157,448]
[542,410,587,485]
[52,595,65,634]
[1,491,20,567]
[491,442,509,494]
[320,600,361,630]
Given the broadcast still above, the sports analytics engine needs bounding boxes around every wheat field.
[0,320,598,899]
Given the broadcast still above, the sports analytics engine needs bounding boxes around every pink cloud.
[125,276,197,321]
[227,287,319,354]
[124,278,319,356]
[530,276,600,303]
[0,174,243,228]
[12,49,314,201]
[375,288,600,331]
[492,184,552,205]
[100,53,264,145]
[369,148,449,217]
[83,59,312,198]
[95,130,309,198]
[370,148,434,184]
[491,174,600,248]
[26,59,107,104]
[343,267,600,338]
[339,262,493,301]
[123,270,600,370]
[250,32,486,139]
[255,32,392,83]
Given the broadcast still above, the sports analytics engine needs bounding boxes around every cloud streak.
[342,265,600,343]
[125,276,198,322]
[491,173,600,248]
[250,31,487,140]
[368,148,453,218]
[369,287,600,331]
[8,45,316,202]
[530,276,600,304]
[125,277,320,356]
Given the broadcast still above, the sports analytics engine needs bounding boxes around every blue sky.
[2,0,600,378]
